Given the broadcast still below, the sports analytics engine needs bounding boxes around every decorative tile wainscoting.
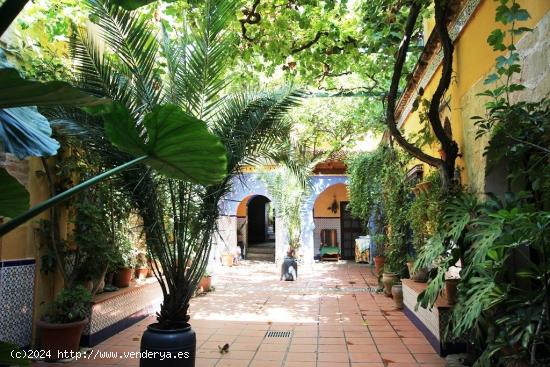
[0,259,36,347]
[402,279,465,356]
[313,217,340,256]
[82,278,162,347]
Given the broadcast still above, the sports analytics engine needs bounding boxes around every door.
[340,201,363,260]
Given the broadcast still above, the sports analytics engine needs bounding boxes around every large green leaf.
[0,68,109,109]
[0,341,30,366]
[104,104,227,184]
[0,168,29,218]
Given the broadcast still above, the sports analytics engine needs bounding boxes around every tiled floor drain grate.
[265,330,292,338]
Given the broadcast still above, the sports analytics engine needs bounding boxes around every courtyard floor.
[34,261,446,367]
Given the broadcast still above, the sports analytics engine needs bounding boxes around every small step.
[247,246,275,254]
[246,252,275,261]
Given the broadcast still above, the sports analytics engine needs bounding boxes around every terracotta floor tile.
[413,353,446,363]
[318,352,349,362]
[318,337,346,345]
[253,350,286,361]
[288,343,317,353]
[195,358,218,367]
[376,343,409,353]
[381,352,417,363]
[285,352,317,362]
[283,362,316,367]
[215,360,250,367]
[406,343,437,354]
[349,351,384,363]
[249,361,282,367]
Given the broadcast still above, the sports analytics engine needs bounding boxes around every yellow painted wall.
[236,195,252,217]
[313,183,349,218]
[401,0,550,185]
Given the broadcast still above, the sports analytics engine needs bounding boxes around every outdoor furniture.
[320,246,340,261]
[355,236,370,263]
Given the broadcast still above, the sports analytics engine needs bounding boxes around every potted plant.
[382,265,399,297]
[37,286,91,361]
[197,270,212,293]
[445,277,460,305]
[135,252,149,280]
[113,238,136,288]
[221,244,234,267]
[373,234,386,275]
[391,281,404,309]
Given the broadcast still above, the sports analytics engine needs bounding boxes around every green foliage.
[347,145,412,274]
[43,285,91,323]
[0,168,29,218]
[0,67,109,109]
[347,147,386,225]
[0,341,30,366]
[408,172,443,253]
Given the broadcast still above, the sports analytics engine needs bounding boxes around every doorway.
[340,201,362,260]
[247,195,273,244]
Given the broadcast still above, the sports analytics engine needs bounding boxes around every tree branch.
[291,31,328,54]
[240,0,261,42]
[385,1,442,168]
[428,0,459,162]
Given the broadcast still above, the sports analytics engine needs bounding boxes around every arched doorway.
[236,194,275,261]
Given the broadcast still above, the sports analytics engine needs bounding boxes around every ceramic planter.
[412,267,429,283]
[37,318,88,361]
[114,267,133,288]
[221,253,233,267]
[135,267,148,280]
[373,256,385,275]
[140,323,196,366]
[197,276,212,293]
[445,278,460,305]
[382,272,398,297]
[391,284,404,309]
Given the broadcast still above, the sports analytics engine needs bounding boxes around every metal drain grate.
[265,330,292,338]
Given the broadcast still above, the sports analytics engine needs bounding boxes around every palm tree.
[52,0,302,332]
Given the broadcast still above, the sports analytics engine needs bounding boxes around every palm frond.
[176,0,239,119]
[211,89,303,175]
[71,27,134,110]
[86,0,162,112]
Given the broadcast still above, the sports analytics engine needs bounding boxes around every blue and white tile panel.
[0,259,36,347]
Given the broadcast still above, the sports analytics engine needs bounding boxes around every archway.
[236,194,275,261]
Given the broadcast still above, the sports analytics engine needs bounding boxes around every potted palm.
[37,286,91,361]
[197,270,212,293]
[113,239,136,288]
[135,252,149,280]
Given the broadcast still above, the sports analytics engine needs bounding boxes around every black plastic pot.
[140,323,196,367]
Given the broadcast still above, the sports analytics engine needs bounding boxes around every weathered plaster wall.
[400,0,550,188]
[461,9,550,194]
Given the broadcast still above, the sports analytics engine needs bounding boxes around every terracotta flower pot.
[382,272,398,297]
[445,278,460,305]
[373,256,385,275]
[198,276,212,293]
[412,267,429,283]
[114,267,133,288]
[37,318,88,361]
[392,284,404,309]
[221,253,233,267]
[135,267,148,280]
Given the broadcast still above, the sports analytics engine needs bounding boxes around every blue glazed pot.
[140,323,196,367]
